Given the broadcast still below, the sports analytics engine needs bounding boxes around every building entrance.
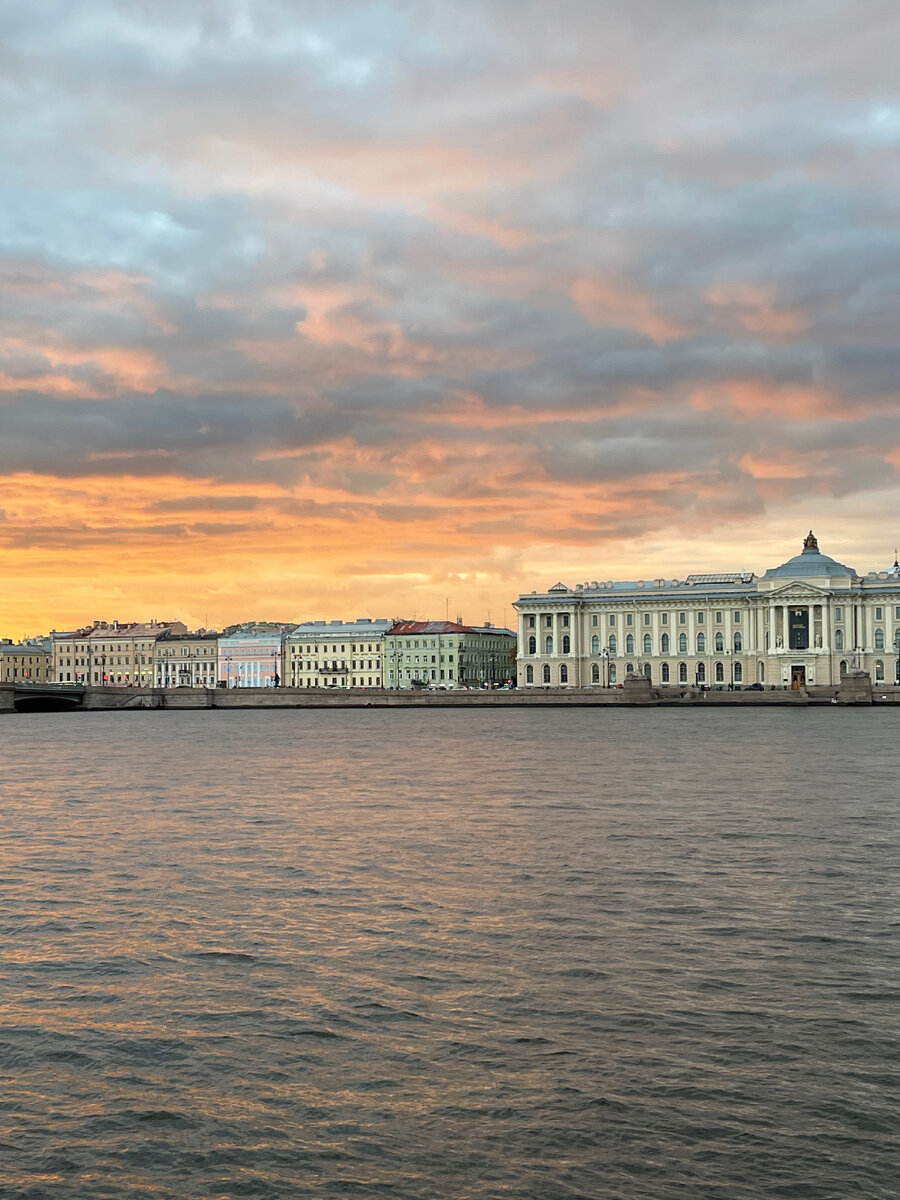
[789,607,809,650]
[791,665,806,690]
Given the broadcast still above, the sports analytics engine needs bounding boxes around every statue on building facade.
[803,530,818,551]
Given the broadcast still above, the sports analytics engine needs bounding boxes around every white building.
[514,532,900,690]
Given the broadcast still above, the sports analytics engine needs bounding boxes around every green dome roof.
[763,532,856,579]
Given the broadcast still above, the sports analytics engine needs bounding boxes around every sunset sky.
[3,0,900,638]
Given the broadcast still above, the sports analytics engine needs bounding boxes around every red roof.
[388,620,470,635]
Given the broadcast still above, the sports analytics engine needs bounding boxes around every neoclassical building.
[514,533,900,689]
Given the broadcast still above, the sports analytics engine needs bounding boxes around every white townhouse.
[285,618,393,688]
[514,532,900,690]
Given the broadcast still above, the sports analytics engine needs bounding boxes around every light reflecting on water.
[1,708,898,1198]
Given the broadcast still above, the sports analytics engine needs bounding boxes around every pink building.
[218,631,284,688]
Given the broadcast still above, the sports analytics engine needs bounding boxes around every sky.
[2,0,900,637]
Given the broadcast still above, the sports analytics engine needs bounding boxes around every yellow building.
[52,619,187,685]
[0,638,52,684]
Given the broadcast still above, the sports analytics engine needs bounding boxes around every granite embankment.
[4,674,898,712]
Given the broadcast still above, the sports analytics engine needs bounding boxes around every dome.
[763,531,856,579]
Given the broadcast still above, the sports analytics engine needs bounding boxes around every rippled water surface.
[2,707,899,1198]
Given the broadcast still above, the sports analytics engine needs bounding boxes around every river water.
[1,708,898,1198]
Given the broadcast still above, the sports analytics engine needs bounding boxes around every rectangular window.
[661,613,668,625]
[834,607,843,621]
[643,613,650,625]
[591,614,598,626]
[528,615,535,628]
[895,607,900,620]
[696,612,704,624]
[609,615,616,626]
[679,612,686,624]
[715,611,723,623]
[545,616,552,627]
[562,614,570,627]
[626,614,633,626]
[875,607,883,620]
[733,611,741,623]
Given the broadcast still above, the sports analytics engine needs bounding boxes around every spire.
[802,530,818,552]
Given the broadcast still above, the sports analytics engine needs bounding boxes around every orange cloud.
[570,276,686,343]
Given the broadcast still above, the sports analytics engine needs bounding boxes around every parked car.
[746,682,764,691]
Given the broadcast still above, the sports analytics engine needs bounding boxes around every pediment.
[767,580,831,599]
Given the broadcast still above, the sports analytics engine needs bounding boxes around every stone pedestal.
[621,674,653,704]
[837,669,872,704]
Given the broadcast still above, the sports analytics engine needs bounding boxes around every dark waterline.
[2,708,898,1198]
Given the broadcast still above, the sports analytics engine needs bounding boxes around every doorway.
[791,665,806,690]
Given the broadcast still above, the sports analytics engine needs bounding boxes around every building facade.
[154,631,220,687]
[285,618,393,688]
[218,631,284,688]
[0,638,51,684]
[52,620,187,685]
[514,533,900,689]
[384,620,517,688]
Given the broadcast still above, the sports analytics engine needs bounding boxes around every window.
[715,632,724,652]
[609,665,617,684]
[835,629,844,651]
[609,614,616,626]
[679,612,686,624]
[715,661,724,682]
[896,607,900,620]
[528,615,535,628]
[875,607,883,621]
[562,634,571,654]
[542,664,551,683]
[715,611,723,623]
[643,613,651,626]
[591,635,600,655]
[592,615,598,626]
[545,615,552,627]
[733,632,743,652]
[591,663,600,683]
[696,612,704,624]
[679,662,688,683]
[608,634,617,655]
[875,629,885,650]
[875,660,885,681]
[661,633,670,654]
[545,636,553,654]
[643,634,651,654]
[562,614,570,627]
[560,664,568,684]
[626,634,634,654]
[661,613,668,625]
[834,607,843,621]
[626,614,633,626]
[526,664,534,683]
[697,633,706,653]
[661,663,670,682]
[733,663,742,683]
[697,662,706,682]
[528,635,536,655]
[678,632,687,653]
[733,611,741,624]
[643,663,651,679]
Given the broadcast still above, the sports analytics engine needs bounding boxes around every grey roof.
[762,545,856,579]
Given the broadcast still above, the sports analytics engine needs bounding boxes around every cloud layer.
[2,1,900,632]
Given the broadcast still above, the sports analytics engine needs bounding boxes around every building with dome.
[513,533,900,690]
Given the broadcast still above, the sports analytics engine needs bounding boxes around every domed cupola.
[762,531,857,580]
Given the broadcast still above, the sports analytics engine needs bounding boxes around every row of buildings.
[22,618,517,690]
[512,532,900,689]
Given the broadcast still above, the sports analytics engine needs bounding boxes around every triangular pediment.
[767,580,831,599]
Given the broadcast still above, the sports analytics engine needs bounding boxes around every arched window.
[715,632,724,652]
[875,628,885,650]
[545,635,553,654]
[839,659,848,676]
[661,662,670,682]
[643,634,652,654]
[626,633,634,654]
[834,629,843,651]
[733,632,742,652]
[697,662,706,683]
[528,635,536,655]
[560,664,568,684]
[678,632,687,653]
[609,665,617,684]
[875,660,885,680]
[643,663,651,679]
[733,662,743,683]
[679,662,688,683]
[525,664,534,683]
[608,634,617,655]
[697,633,706,653]
[759,662,766,683]
[661,633,670,654]
[562,634,571,654]
[591,634,600,655]
[542,663,551,683]
[715,661,724,682]
[626,663,634,676]
[591,663,600,683]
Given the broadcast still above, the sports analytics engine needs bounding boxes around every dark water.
[1,708,898,1199]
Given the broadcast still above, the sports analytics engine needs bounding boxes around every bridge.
[0,682,86,711]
